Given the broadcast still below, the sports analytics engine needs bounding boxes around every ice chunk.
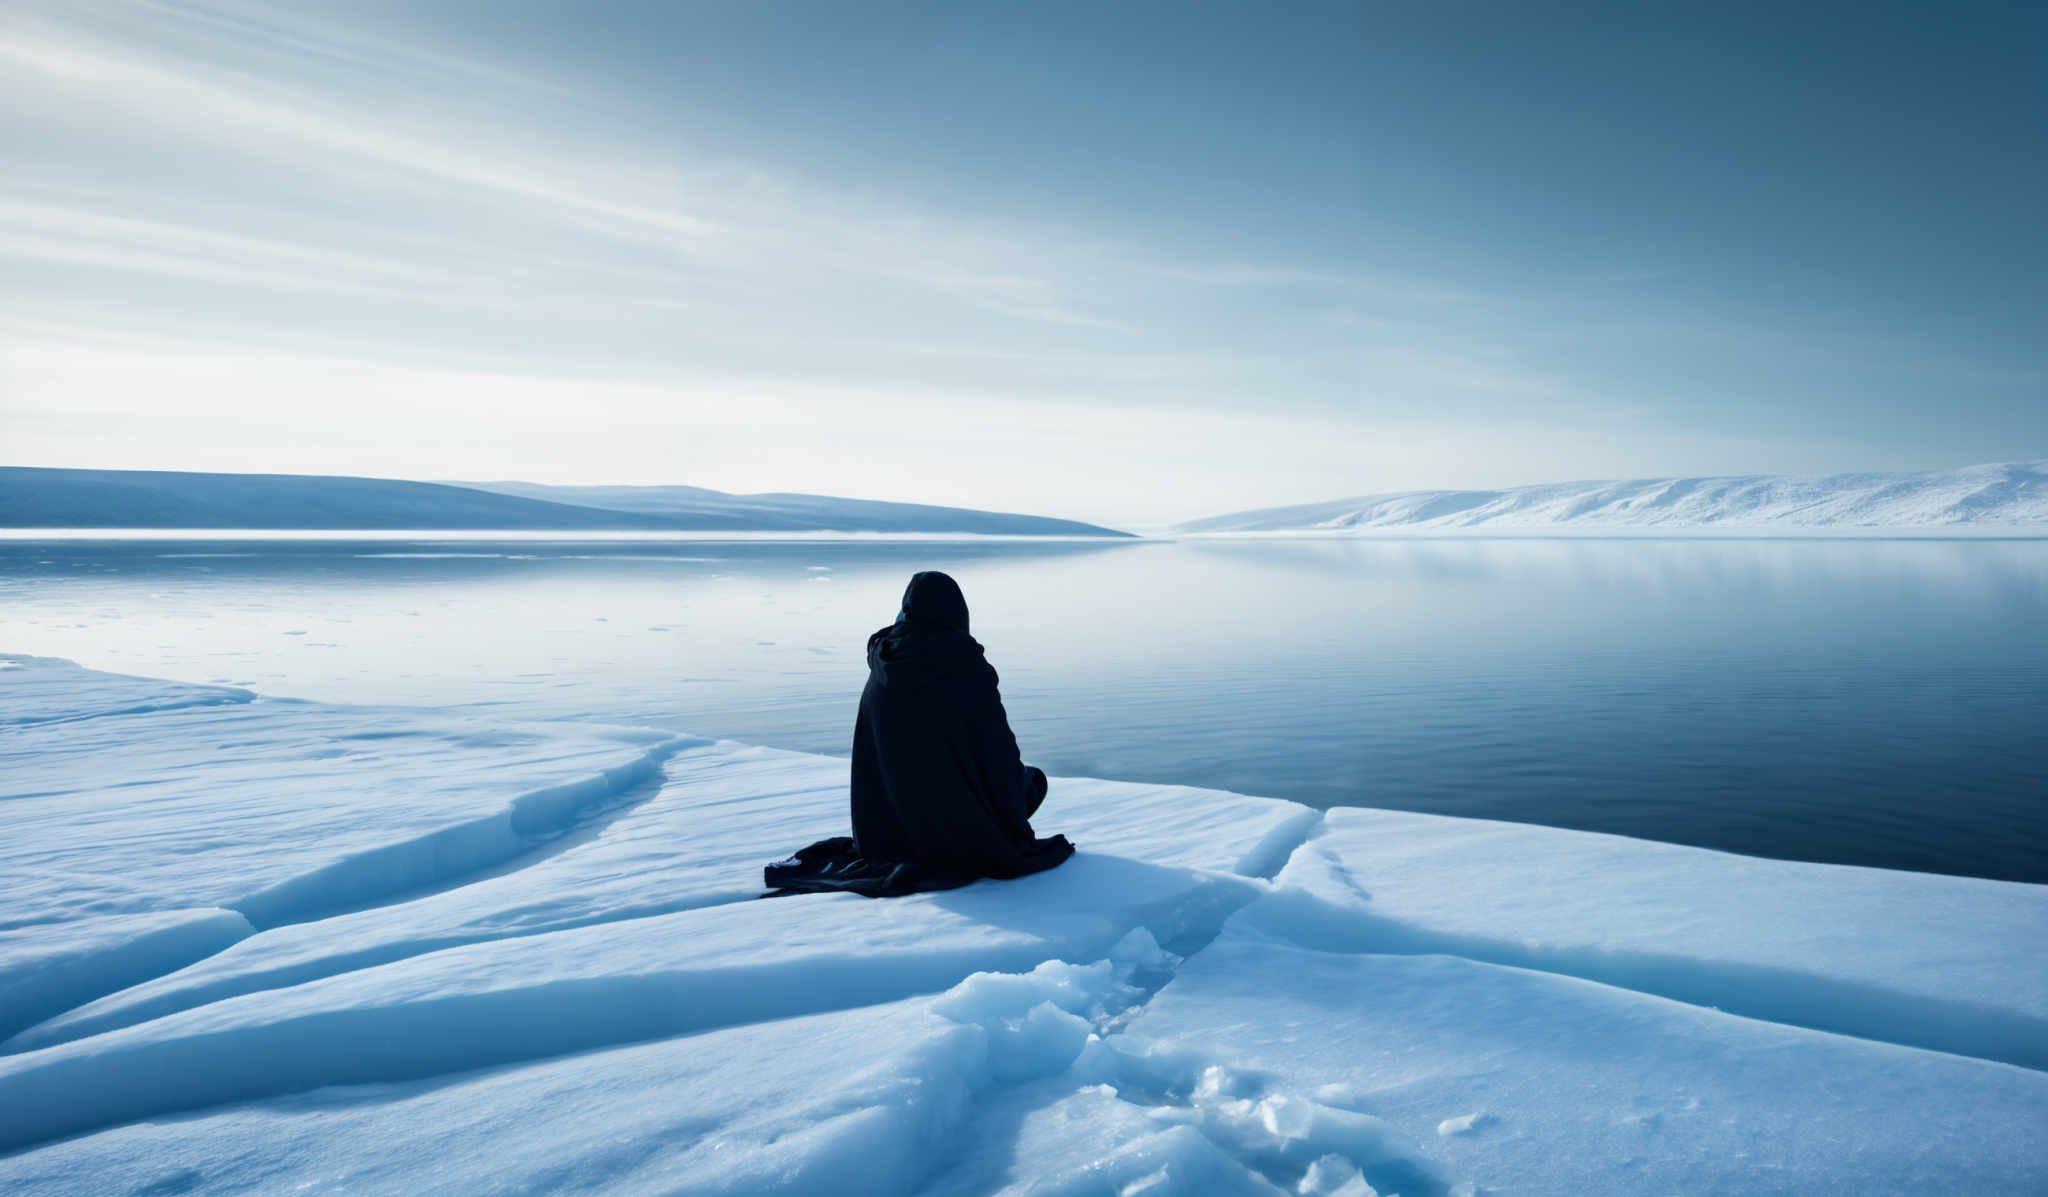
[1298,1154,1377,1197]
[1175,1071,1432,1195]
[989,1000,1095,1083]
[933,959,1119,1023]
[1047,1124,1286,1196]
[1110,927,1172,968]
[921,1079,1297,1197]
[1434,1112,1481,1137]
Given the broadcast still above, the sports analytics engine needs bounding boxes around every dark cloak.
[763,571,1073,897]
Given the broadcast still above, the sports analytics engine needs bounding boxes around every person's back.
[850,571,1071,879]
[762,570,1070,896]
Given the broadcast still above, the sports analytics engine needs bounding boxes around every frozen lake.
[3,534,2043,883]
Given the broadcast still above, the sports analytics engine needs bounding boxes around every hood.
[896,570,969,632]
[868,571,981,675]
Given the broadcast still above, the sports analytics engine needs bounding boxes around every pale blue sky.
[2,0,2041,524]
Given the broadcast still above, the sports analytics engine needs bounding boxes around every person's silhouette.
[763,570,1072,896]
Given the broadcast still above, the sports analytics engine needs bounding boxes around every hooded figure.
[763,571,1073,897]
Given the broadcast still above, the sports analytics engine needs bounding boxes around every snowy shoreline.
[1177,461,2048,535]
[1172,525,2048,540]
[2,654,2044,1193]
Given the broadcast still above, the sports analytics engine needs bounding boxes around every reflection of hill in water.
[1179,535,2048,606]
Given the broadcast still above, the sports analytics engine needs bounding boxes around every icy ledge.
[1,657,2044,1194]
[0,654,688,1041]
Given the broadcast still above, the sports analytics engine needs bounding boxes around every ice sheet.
[1117,929,2048,1195]
[3,656,2043,1195]
[1246,807,2048,1069]
[1,655,682,1039]
[0,939,1305,1194]
[0,652,251,726]
[15,748,1313,1051]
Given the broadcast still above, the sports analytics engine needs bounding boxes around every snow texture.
[1116,930,2047,1195]
[0,654,684,1040]
[2,656,2043,1194]
[1177,460,2048,532]
[0,653,252,726]
[1241,808,2048,1071]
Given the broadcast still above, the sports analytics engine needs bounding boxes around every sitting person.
[764,570,1073,897]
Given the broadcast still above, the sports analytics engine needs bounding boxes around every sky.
[1,0,2042,527]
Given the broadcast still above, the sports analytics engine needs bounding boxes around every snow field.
[11,758,1314,1057]
[0,929,1445,1195]
[0,848,1272,1152]
[2,656,2044,1193]
[0,909,252,1056]
[1,654,689,1041]
[1114,930,2048,1194]
[1240,808,2048,1070]
[0,653,253,726]
[11,742,861,1050]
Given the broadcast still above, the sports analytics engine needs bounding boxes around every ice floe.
[1,655,2043,1194]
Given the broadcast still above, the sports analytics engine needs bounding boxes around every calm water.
[4,536,2044,883]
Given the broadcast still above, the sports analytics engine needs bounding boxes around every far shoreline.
[0,528,1151,543]
[1165,526,2048,541]
[3,527,2046,543]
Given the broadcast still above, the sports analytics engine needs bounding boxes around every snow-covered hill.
[1178,461,2048,533]
[452,480,1133,537]
[0,468,687,532]
[2,655,2044,1194]
[0,468,1131,536]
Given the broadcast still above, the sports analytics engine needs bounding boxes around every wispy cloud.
[9,0,1737,522]
[0,22,725,245]
[1,1,1548,380]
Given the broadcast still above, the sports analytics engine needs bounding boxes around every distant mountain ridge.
[0,468,1130,536]
[451,480,1129,536]
[1177,461,2048,533]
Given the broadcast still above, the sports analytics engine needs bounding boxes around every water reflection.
[2,536,2043,882]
